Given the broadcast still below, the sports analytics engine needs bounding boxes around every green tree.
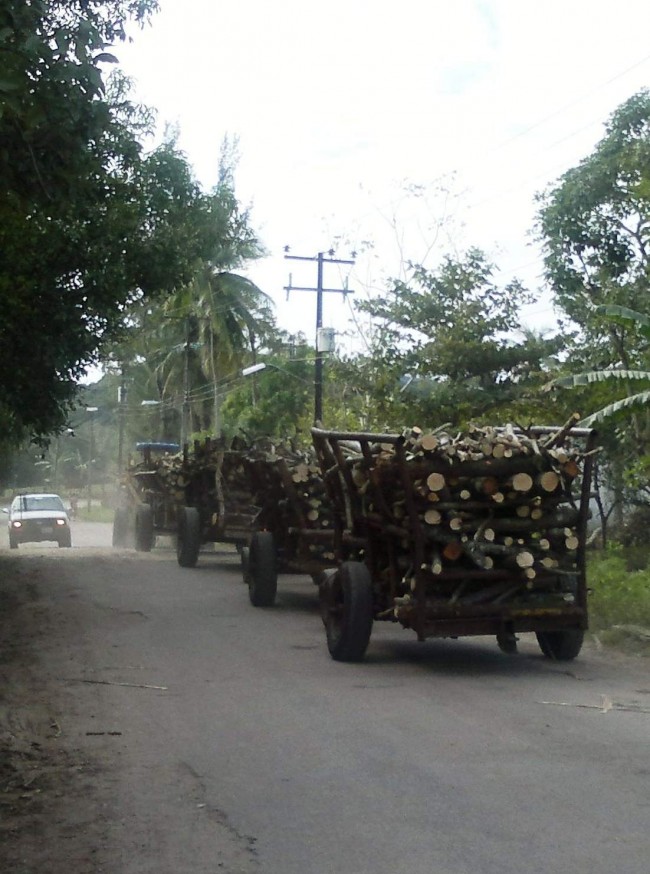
[0,0,220,444]
[354,249,561,429]
[220,356,313,440]
[549,305,650,505]
[537,92,650,520]
[536,89,650,367]
[106,142,276,443]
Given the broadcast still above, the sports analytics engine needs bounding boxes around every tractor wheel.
[321,561,374,662]
[248,532,277,607]
[536,628,584,661]
[177,506,201,568]
[134,504,154,552]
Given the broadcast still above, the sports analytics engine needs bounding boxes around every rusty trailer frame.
[114,438,258,566]
[311,425,598,660]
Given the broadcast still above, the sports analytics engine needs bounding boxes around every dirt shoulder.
[0,554,118,873]
[0,542,260,874]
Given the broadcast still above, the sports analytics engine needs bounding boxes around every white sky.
[116,0,650,354]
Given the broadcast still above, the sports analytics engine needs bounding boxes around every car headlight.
[11,520,22,528]
[56,519,66,526]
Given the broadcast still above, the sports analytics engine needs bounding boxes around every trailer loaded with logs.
[240,442,338,607]
[311,418,598,663]
[112,438,257,567]
[112,442,180,550]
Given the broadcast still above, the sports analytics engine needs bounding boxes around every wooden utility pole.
[284,250,354,424]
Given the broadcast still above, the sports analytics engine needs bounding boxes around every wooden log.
[543,412,581,449]
[515,551,535,568]
[426,472,447,492]
[442,541,463,561]
[511,472,534,492]
[538,470,561,492]
[418,433,440,452]
[561,459,580,479]
[421,552,443,575]
[463,542,495,570]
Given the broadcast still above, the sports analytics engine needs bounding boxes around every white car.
[4,493,72,549]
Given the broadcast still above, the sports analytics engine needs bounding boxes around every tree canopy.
[354,249,561,429]
[0,0,222,444]
[537,90,650,513]
[536,89,650,368]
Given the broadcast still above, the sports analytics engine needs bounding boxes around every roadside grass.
[587,545,650,656]
[75,505,114,523]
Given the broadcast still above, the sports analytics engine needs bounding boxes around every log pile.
[183,437,258,530]
[126,437,257,531]
[242,441,336,564]
[339,417,594,611]
[126,435,336,561]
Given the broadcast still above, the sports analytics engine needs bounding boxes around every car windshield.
[16,496,65,513]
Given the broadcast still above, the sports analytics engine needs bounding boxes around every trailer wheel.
[322,561,373,662]
[536,628,584,661]
[177,506,201,567]
[248,531,277,607]
[240,545,251,585]
[112,507,129,547]
[134,504,154,552]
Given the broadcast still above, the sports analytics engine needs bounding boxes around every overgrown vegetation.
[587,547,650,654]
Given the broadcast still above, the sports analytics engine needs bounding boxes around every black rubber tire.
[112,507,129,547]
[322,561,374,662]
[536,628,584,661]
[134,504,154,552]
[58,532,72,548]
[9,535,18,549]
[177,506,201,568]
[240,545,251,585]
[248,531,277,607]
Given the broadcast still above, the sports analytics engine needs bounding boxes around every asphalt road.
[2,521,649,873]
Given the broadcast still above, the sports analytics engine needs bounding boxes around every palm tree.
[111,140,278,440]
[159,267,275,435]
[551,305,650,427]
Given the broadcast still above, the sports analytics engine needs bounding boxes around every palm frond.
[594,304,650,340]
[553,369,650,388]
[581,390,650,426]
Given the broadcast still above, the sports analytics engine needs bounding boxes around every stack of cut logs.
[183,438,258,528]
[128,437,256,527]
[343,418,592,606]
[243,442,336,563]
